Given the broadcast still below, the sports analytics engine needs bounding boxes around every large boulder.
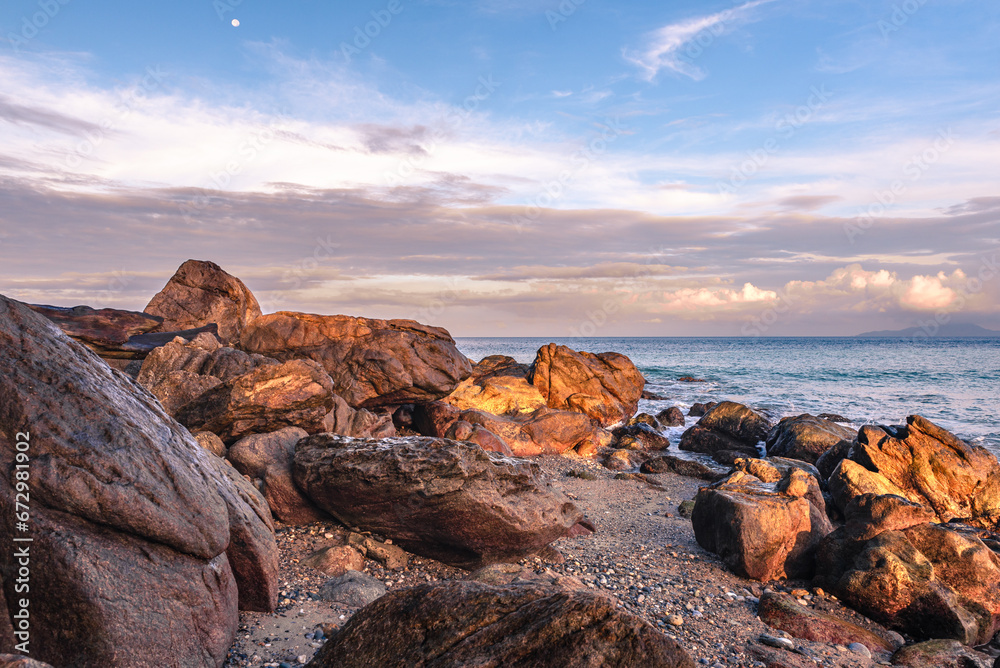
[293,435,593,570]
[444,355,547,415]
[306,580,695,668]
[414,401,610,457]
[531,343,644,427]
[227,427,328,525]
[239,311,472,408]
[175,359,336,443]
[679,401,771,457]
[815,494,1000,646]
[692,468,833,582]
[827,416,1000,529]
[144,259,262,345]
[0,295,277,668]
[765,414,857,464]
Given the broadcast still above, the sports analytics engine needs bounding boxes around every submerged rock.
[306,580,695,668]
[293,435,591,570]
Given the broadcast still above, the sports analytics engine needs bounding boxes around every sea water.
[455,337,1000,459]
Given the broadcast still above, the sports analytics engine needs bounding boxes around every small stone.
[790,589,809,597]
[759,634,795,650]
[667,614,684,626]
[848,642,872,658]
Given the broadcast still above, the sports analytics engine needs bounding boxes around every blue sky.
[0,0,998,335]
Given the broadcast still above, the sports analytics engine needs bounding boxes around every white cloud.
[655,282,777,313]
[624,0,775,82]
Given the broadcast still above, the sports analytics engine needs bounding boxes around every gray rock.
[318,572,386,608]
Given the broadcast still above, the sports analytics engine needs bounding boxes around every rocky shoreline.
[1,259,999,668]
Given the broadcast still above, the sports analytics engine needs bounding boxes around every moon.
[231,19,240,27]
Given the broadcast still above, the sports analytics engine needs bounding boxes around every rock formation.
[306,580,695,668]
[240,311,472,408]
[679,401,771,457]
[293,435,593,569]
[815,494,1000,646]
[765,414,857,464]
[145,259,262,345]
[827,416,1000,529]
[692,468,833,581]
[531,343,645,427]
[0,294,277,668]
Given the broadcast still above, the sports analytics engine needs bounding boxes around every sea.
[454,337,1000,460]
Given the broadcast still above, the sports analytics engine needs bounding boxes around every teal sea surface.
[455,337,1000,459]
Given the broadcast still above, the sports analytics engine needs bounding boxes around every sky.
[0,0,998,337]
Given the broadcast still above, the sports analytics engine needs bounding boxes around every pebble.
[848,642,872,658]
[667,614,684,626]
[759,634,795,650]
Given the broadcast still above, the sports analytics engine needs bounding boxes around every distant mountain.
[856,323,1000,338]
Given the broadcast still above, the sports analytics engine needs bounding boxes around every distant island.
[856,323,1000,337]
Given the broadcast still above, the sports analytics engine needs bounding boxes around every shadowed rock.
[0,294,277,667]
[0,655,56,668]
[293,435,591,570]
[144,259,262,345]
[138,334,279,416]
[892,639,994,668]
[657,406,685,427]
[240,311,472,408]
[641,455,724,481]
[26,303,162,347]
[322,393,396,439]
[228,427,328,525]
[306,580,695,668]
